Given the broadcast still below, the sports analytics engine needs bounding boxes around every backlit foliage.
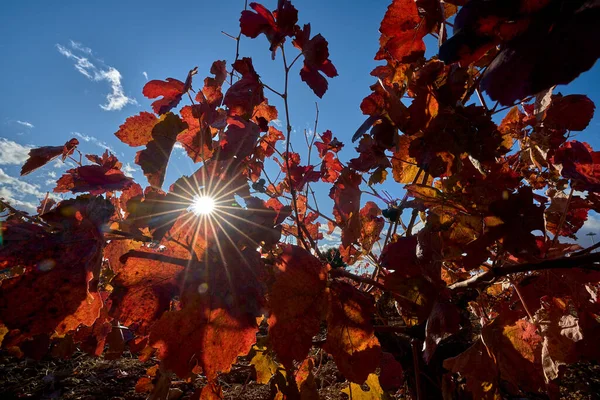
[1,0,600,398]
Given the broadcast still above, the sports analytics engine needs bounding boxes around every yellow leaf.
[341,374,390,400]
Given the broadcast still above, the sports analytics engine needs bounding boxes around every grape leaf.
[55,151,134,195]
[115,112,158,147]
[375,0,427,63]
[268,244,327,367]
[329,167,362,247]
[135,112,187,188]
[325,281,382,383]
[143,67,197,115]
[20,138,79,176]
[292,24,338,98]
[240,0,298,55]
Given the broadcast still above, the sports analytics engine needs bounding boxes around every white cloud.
[16,120,34,128]
[0,187,37,213]
[143,71,148,80]
[47,171,57,178]
[0,168,44,197]
[272,119,283,128]
[56,41,137,111]
[73,131,116,153]
[69,39,92,55]
[0,138,32,165]
[122,163,137,177]
[45,179,57,186]
[319,225,342,243]
[173,142,185,151]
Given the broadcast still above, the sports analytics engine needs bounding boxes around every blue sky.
[1,0,599,248]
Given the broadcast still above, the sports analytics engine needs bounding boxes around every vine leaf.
[376,0,427,63]
[143,67,197,115]
[293,24,338,98]
[268,244,327,368]
[55,151,134,195]
[325,281,382,383]
[20,138,79,176]
[134,112,187,188]
[240,0,298,55]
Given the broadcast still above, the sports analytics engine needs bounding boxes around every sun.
[191,195,216,216]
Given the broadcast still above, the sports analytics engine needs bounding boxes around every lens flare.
[191,195,216,216]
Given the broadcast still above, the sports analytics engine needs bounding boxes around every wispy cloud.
[319,225,342,245]
[73,131,116,153]
[122,163,137,177]
[0,138,32,165]
[56,41,137,111]
[0,187,37,213]
[0,168,47,213]
[16,120,34,128]
[143,71,148,80]
[69,39,92,55]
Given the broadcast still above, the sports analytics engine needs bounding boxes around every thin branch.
[106,229,154,243]
[281,45,308,249]
[449,252,600,290]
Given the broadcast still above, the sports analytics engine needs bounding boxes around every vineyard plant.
[2,0,600,399]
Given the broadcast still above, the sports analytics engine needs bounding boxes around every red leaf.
[268,245,327,367]
[217,116,261,160]
[114,112,158,147]
[149,246,263,379]
[375,0,427,63]
[135,112,187,188]
[293,24,338,98]
[423,300,461,363]
[20,138,79,176]
[315,130,343,158]
[324,281,382,383]
[329,168,361,247]
[545,94,596,132]
[143,67,197,115]
[224,58,265,117]
[54,151,134,195]
[320,152,343,183]
[240,1,298,54]
[553,141,600,192]
[359,201,384,253]
[0,196,113,345]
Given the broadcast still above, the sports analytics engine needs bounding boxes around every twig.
[281,46,308,249]
[106,229,154,243]
[449,252,600,290]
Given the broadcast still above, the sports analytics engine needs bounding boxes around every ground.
[0,350,599,399]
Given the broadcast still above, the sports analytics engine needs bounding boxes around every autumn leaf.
[359,201,384,253]
[143,67,197,115]
[376,0,427,63]
[240,0,298,55]
[20,138,79,176]
[293,24,338,98]
[0,196,113,345]
[341,373,389,400]
[268,245,327,367]
[329,168,362,247]
[54,151,134,195]
[544,94,596,132]
[315,130,343,158]
[217,116,261,160]
[135,112,187,188]
[114,112,158,147]
[224,58,265,117]
[325,281,382,383]
[554,141,600,192]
